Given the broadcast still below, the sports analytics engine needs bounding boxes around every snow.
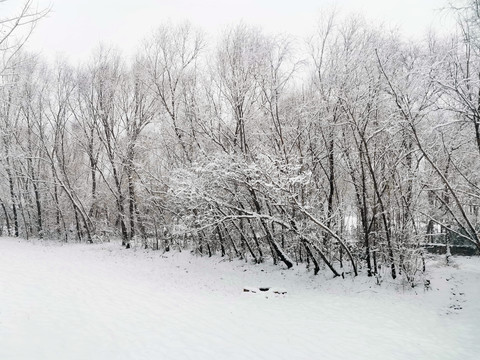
[1,237,479,360]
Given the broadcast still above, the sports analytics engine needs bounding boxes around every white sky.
[3,0,454,63]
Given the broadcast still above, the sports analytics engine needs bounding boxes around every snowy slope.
[0,237,479,360]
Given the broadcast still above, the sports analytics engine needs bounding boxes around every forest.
[2,0,480,286]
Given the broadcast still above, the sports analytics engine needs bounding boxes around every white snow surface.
[0,237,479,360]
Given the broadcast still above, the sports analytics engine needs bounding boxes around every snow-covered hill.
[0,237,479,360]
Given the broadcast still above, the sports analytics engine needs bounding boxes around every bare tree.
[142,22,204,163]
[0,0,49,75]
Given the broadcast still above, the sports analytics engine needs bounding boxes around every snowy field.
[1,237,479,360]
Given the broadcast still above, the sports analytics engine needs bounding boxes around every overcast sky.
[5,0,454,63]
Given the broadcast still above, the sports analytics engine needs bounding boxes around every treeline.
[1,4,480,284]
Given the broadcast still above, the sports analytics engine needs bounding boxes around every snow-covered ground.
[0,237,479,360]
